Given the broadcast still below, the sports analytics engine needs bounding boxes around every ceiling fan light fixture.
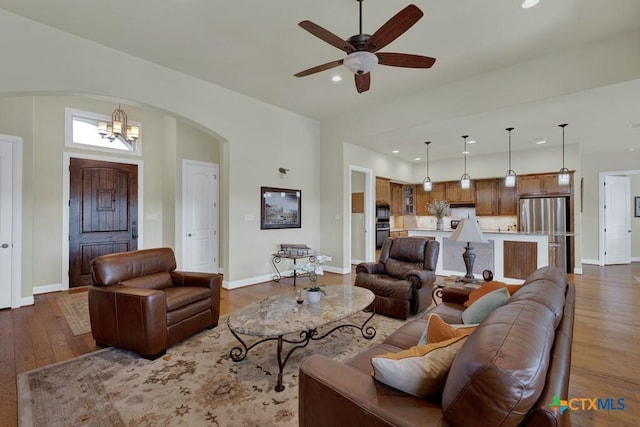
[343,51,378,75]
[521,0,540,9]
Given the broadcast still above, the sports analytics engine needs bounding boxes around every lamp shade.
[449,218,488,244]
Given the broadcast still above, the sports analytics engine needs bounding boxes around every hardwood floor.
[1,265,639,426]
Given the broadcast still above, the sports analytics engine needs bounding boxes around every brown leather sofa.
[354,237,440,319]
[88,247,222,359]
[299,266,574,427]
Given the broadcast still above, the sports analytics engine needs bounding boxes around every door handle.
[1,243,8,248]
[188,233,194,237]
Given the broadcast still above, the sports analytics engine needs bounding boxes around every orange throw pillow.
[425,313,476,343]
[463,281,523,308]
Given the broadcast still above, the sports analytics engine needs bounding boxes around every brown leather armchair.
[354,236,439,319]
[88,247,221,359]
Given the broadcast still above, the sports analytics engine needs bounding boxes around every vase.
[436,218,444,231]
[307,289,321,303]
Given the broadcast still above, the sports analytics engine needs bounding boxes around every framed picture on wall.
[261,187,302,229]
[635,196,640,217]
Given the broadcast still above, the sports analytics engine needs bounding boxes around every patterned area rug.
[55,291,91,336]
[18,312,407,426]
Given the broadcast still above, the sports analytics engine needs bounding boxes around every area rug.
[18,312,406,426]
[55,290,91,336]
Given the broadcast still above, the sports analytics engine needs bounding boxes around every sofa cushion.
[442,300,557,427]
[371,335,467,398]
[120,272,174,290]
[164,286,212,311]
[462,287,509,324]
[417,314,477,346]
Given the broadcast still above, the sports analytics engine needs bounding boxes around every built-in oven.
[376,222,390,249]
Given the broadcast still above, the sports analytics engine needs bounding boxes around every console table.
[271,244,314,286]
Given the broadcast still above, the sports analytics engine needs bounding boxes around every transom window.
[65,107,142,156]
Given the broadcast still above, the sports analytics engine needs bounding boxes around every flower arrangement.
[294,255,332,294]
[427,199,450,219]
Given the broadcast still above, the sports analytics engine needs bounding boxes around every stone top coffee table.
[227,285,375,392]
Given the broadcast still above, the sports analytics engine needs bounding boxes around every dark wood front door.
[69,158,138,287]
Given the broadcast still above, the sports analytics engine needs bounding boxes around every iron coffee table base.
[229,310,376,392]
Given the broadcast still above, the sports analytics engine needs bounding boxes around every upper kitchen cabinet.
[445,181,475,205]
[475,179,497,216]
[517,172,572,197]
[417,182,447,215]
[497,178,517,215]
[415,184,429,216]
[390,182,403,216]
[376,177,391,205]
[403,185,415,214]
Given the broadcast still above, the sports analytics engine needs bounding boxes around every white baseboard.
[573,267,583,275]
[324,265,350,275]
[581,259,601,266]
[222,265,351,290]
[33,283,65,294]
[19,296,34,307]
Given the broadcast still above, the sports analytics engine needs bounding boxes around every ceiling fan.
[294,0,436,93]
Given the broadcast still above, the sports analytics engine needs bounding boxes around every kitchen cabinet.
[403,185,415,215]
[517,173,572,197]
[475,179,497,216]
[428,182,447,204]
[390,230,408,238]
[497,178,517,215]
[390,182,403,216]
[445,181,475,204]
[415,184,429,215]
[375,177,391,204]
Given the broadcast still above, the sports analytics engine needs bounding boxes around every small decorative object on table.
[294,255,332,303]
[427,199,450,231]
[483,269,494,282]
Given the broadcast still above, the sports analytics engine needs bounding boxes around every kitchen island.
[408,229,549,284]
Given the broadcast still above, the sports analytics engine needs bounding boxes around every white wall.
[0,9,321,297]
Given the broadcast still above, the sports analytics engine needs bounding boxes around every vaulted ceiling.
[1,0,639,162]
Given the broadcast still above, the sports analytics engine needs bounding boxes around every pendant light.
[505,127,516,188]
[558,123,570,186]
[422,141,432,191]
[460,135,471,189]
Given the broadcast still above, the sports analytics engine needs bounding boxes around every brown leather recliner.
[88,247,221,359]
[354,236,439,319]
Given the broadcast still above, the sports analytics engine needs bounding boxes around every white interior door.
[183,160,219,273]
[604,175,631,265]
[0,140,13,308]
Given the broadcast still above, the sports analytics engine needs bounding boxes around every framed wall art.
[635,196,640,218]
[261,187,302,229]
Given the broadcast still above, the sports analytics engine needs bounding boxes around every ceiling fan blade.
[294,59,344,77]
[377,52,436,68]
[354,73,371,93]
[298,21,355,53]
[364,4,423,52]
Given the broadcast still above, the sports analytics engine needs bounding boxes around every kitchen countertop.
[408,228,575,236]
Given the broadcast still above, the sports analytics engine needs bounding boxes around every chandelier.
[98,105,139,142]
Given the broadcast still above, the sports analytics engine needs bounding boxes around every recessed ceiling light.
[467,140,477,144]
[535,139,546,145]
[331,75,342,82]
[630,122,640,129]
[462,150,470,155]
[392,150,399,154]
[628,148,636,152]
[414,157,421,161]
[521,0,540,9]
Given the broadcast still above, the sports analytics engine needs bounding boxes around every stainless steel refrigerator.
[519,197,569,272]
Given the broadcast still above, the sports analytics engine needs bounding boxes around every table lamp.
[449,218,488,283]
